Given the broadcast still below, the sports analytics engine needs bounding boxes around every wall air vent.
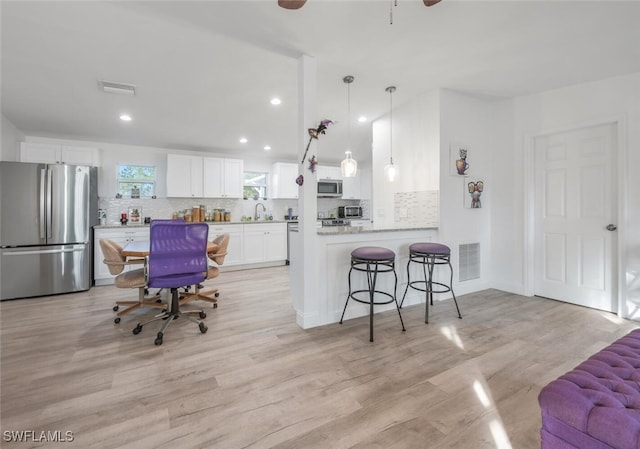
[98,80,136,96]
[458,243,480,282]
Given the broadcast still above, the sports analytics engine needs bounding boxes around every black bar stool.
[340,246,406,342]
[400,242,462,323]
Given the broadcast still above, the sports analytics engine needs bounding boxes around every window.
[243,171,268,200]
[117,165,156,197]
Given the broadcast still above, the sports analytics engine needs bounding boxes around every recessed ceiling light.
[358,116,367,123]
[120,114,132,122]
[270,98,281,106]
[263,145,272,151]
[239,137,248,144]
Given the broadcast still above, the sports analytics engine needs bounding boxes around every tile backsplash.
[99,197,364,225]
[393,190,439,227]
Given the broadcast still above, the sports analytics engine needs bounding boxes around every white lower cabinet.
[94,227,150,285]
[349,219,370,227]
[207,224,243,266]
[242,223,287,264]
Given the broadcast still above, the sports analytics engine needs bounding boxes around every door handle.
[606,224,617,231]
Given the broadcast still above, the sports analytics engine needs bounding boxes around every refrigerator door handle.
[39,168,47,239]
[46,168,53,239]
[2,247,85,256]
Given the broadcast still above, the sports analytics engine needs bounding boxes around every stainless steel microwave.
[338,206,362,218]
[317,179,343,197]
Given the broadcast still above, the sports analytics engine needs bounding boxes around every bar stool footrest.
[406,280,452,295]
[349,289,397,306]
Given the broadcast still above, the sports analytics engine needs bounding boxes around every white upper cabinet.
[20,142,99,166]
[222,158,244,198]
[270,162,298,199]
[203,157,243,198]
[202,157,223,197]
[168,154,243,198]
[166,154,203,197]
[342,175,361,199]
[316,165,342,180]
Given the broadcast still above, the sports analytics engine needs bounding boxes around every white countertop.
[94,220,293,229]
[287,225,437,235]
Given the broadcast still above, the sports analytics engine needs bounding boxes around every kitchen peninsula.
[289,224,439,329]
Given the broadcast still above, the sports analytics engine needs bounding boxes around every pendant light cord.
[389,88,393,163]
[390,0,398,24]
[343,75,354,153]
[347,80,351,150]
[386,86,395,164]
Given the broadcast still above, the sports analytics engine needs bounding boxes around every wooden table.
[121,241,219,258]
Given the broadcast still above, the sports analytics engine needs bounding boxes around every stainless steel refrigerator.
[0,162,97,300]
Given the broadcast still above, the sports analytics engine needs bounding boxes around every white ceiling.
[2,1,639,164]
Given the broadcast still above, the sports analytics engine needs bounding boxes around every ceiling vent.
[98,80,136,96]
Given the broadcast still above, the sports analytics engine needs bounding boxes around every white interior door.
[533,123,617,312]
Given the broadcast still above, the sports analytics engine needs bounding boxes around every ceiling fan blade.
[278,0,307,9]
[423,0,442,6]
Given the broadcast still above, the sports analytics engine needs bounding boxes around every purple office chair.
[132,221,209,345]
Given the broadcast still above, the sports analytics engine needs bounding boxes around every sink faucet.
[254,202,266,221]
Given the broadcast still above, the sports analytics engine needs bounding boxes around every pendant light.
[341,75,358,178]
[384,86,398,182]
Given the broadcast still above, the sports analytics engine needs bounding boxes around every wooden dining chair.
[179,233,230,308]
[99,239,164,324]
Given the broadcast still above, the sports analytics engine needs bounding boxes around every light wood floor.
[1,266,637,449]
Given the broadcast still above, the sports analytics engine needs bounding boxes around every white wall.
[439,89,493,295]
[487,99,520,292]
[372,90,440,228]
[1,114,24,161]
[490,72,640,319]
[372,89,494,295]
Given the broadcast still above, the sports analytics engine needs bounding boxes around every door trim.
[523,114,628,316]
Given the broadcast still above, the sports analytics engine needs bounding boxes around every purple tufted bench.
[538,328,640,449]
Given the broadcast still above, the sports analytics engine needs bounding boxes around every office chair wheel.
[132,324,142,335]
[113,305,119,312]
[199,311,207,319]
[213,303,218,309]
[215,292,220,298]
[199,322,208,333]
[114,317,121,324]
[155,332,163,346]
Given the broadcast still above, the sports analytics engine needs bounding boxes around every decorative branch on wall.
[465,180,484,209]
[450,143,470,176]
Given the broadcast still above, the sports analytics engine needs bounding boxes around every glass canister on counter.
[213,209,221,222]
[194,205,208,222]
[224,211,231,222]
